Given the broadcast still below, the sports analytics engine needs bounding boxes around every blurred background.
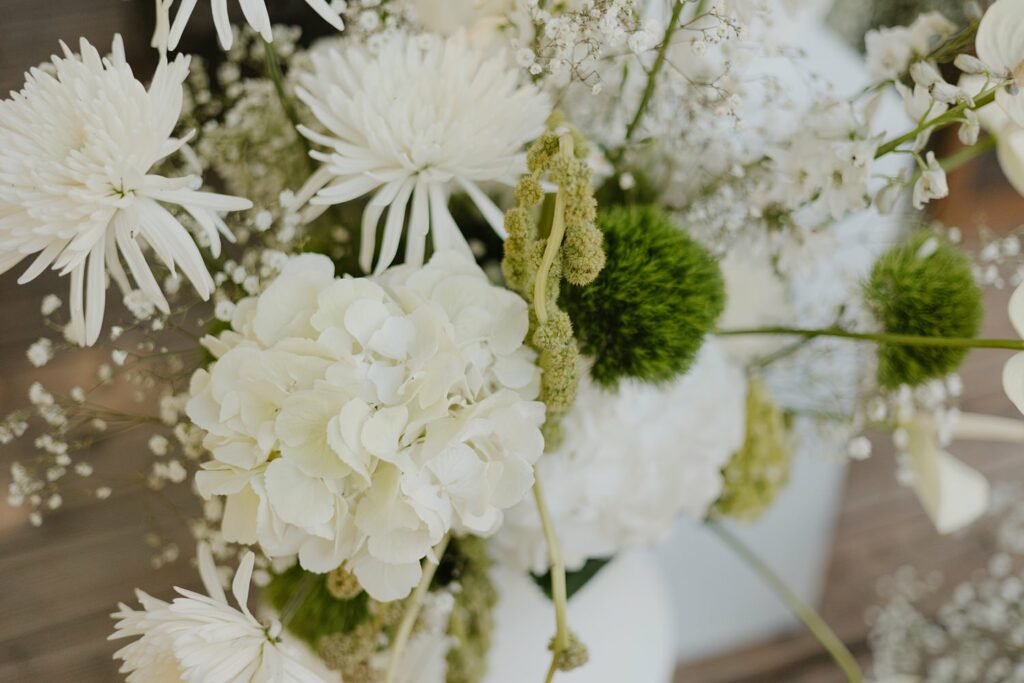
[2,1,1023,682]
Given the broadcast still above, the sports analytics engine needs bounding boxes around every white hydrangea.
[493,341,746,574]
[186,251,545,601]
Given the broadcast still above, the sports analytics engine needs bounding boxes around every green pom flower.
[262,564,370,647]
[561,205,726,387]
[864,232,983,388]
[713,377,791,522]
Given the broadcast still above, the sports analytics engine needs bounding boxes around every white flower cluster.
[187,251,545,600]
[111,543,325,682]
[869,488,1024,682]
[493,341,746,573]
[864,11,956,82]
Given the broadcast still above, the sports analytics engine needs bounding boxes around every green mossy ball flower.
[263,564,370,647]
[561,204,726,387]
[864,232,983,389]
[713,377,791,522]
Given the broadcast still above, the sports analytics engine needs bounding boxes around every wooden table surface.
[3,5,1024,682]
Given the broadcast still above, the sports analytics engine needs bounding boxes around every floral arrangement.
[6,0,1024,681]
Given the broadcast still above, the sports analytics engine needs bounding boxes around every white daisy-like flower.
[0,37,251,345]
[976,0,1024,128]
[110,543,326,683]
[493,341,747,574]
[186,251,545,601]
[166,0,344,50]
[294,31,551,274]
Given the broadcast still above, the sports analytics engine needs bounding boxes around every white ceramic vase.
[484,551,677,683]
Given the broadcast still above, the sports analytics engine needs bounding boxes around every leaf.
[531,556,613,601]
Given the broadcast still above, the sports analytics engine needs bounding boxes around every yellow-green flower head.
[713,377,792,522]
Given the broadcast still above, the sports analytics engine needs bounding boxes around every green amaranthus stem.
[533,476,570,683]
[386,533,451,683]
[875,87,999,158]
[716,326,1024,351]
[533,134,574,325]
[707,520,864,683]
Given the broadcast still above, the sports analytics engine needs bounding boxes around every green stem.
[386,533,451,683]
[615,0,685,157]
[533,475,570,681]
[939,133,997,172]
[261,37,312,159]
[875,88,999,158]
[716,326,1024,351]
[279,573,317,628]
[534,134,574,326]
[707,520,863,683]
[905,135,998,187]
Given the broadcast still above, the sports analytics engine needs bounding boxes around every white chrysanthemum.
[493,341,746,574]
[186,251,545,601]
[166,0,343,50]
[110,543,325,683]
[294,31,551,273]
[0,37,251,345]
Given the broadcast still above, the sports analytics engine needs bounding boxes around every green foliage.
[561,204,726,387]
[532,557,612,602]
[262,564,370,647]
[864,232,983,388]
[713,377,792,522]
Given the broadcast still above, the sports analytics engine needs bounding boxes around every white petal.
[361,406,408,458]
[265,459,334,528]
[997,127,1024,198]
[167,0,198,49]
[977,0,1024,75]
[231,551,256,616]
[222,487,261,544]
[1003,352,1024,415]
[350,554,421,602]
[907,419,991,534]
[196,541,227,603]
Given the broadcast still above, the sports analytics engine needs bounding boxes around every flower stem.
[875,87,999,158]
[386,533,451,683]
[260,37,312,159]
[533,134,575,326]
[905,134,997,188]
[533,475,570,681]
[611,0,685,163]
[716,325,1024,351]
[279,573,317,628]
[706,520,863,683]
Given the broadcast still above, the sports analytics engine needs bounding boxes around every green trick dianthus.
[713,377,792,522]
[864,232,983,388]
[262,564,370,647]
[561,204,725,387]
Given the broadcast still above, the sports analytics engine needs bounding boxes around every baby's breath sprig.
[502,120,605,682]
